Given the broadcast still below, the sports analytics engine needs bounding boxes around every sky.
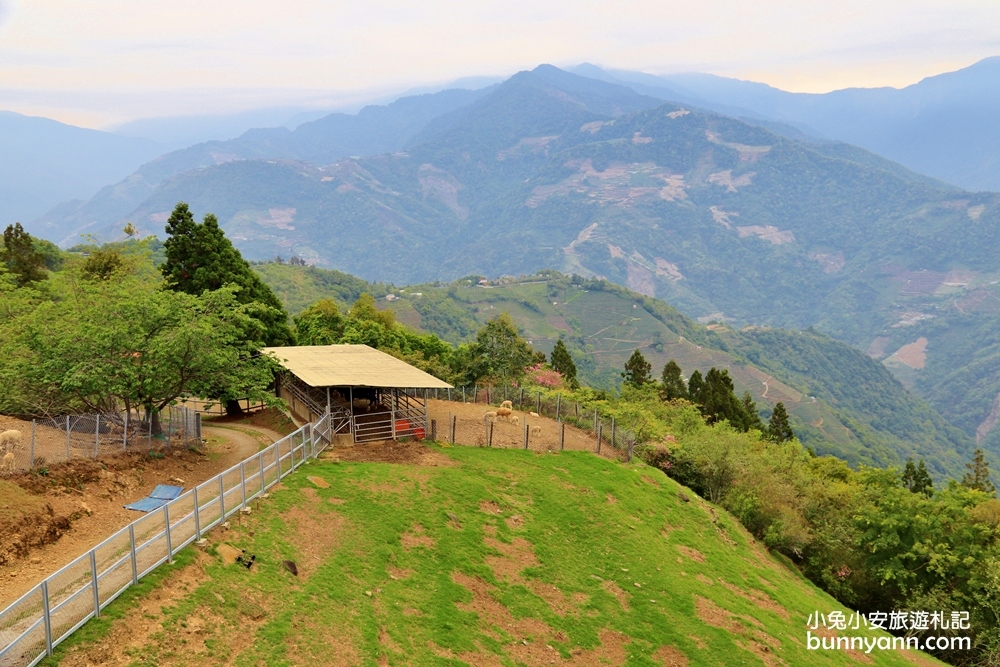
[0,0,998,128]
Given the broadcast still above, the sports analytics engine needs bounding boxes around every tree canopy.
[549,339,578,388]
[621,349,652,387]
[1,223,46,287]
[161,202,293,346]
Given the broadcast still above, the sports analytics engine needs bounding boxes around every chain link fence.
[0,411,333,667]
[426,385,638,461]
[1,406,200,475]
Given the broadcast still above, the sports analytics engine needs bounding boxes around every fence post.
[90,550,100,617]
[560,423,565,451]
[258,451,266,492]
[556,394,561,420]
[597,423,602,454]
[196,413,202,440]
[66,415,71,460]
[611,417,616,451]
[524,419,529,450]
[31,419,35,468]
[462,387,466,403]
[536,392,541,414]
[488,421,493,448]
[487,386,491,405]
[576,402,579,418]
[240,463,247,507]
[219,476,226,521]
[448,388,452,401]
[628,438,634,462]
[473,384,478,404]
[193,486,201,540]
[164,504,173,563]
[128,525,138,585]
[483,414,488,446]
[95,414,100,457]
[519,388,524,409]
[41,581,53,656]
[431,419,437,441]
[123,411,129,450]
[451,415,457,444]
[276,440,282,479]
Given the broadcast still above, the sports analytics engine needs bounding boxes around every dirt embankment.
[0,413,290,610]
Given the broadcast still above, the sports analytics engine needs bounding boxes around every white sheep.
[510,416,520,427]
[484,411,498,423]
[1,451,14,475]
[530,425,542,437]
[529,412,540,418]
[0,429,21,454]
[499,400,513,410]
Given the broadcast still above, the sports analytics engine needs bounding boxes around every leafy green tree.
[348,292,396,329]
[294,299,346,345]
[767,402,795,442]
[467,313,533,385]
[660,360,687,400]
[700,368,747,427]
[549,338,578,388]
[161,202,293,347]
[962,448,996,495]
[622,349,652,387]
[1,223,46,286]
[80,247,127,281]
[0,277,277,431]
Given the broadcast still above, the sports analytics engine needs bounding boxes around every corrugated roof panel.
[262,344,453,389]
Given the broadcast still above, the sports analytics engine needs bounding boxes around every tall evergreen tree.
[701,368,747,427]
[902,457,934,496]
[962,449,996,495]
[621,349,652,388]
[468,313,534,385]
[1,223,46,286]
[549,338,578,388]
[161,202,293,346]
[767,402,795,442]
[740,392,765,432]
[660,360,687,400]
[687,369,705,404]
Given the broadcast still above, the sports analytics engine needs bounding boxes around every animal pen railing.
[0,411,334,667]
[4,405,201,474]
[425,385,638,461]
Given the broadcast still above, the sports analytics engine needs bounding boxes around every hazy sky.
[1,0,998,128]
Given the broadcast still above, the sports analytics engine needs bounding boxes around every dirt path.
[0,423,285,609]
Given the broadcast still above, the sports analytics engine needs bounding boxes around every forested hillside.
[255,263,975,478]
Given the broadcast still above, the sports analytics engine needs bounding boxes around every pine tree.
[687,370,705,404]
[740,392,765,432]
[767,402,795,442]
[550,339,578,388]
[161,202,293,347]
[660,360,687,400]
[1,223,46,286]
[902,458,918,491]
[621,349,652,387]
[962,449,996,495]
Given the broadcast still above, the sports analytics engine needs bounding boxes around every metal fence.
[426,385,638,461]
[2,405,201,474]
[0,411,333,667]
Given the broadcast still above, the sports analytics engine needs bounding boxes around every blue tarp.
[124,484,184,512]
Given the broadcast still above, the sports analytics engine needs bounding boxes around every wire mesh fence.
[1,405,201,475]
[0,411,333,667]
[426,385,638,462]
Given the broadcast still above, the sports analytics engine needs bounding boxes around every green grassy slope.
[255,264,973,477]
[43,446,942,666]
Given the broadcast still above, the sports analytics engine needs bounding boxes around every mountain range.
[11,60,1000,473]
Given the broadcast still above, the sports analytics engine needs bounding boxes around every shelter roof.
[262,344,452,389]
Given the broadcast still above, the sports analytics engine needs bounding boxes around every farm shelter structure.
[263,344,452,443]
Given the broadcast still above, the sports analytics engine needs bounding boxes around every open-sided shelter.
[263,344,452,443]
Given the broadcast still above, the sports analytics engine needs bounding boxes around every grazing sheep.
[1,451,14,475]
[0,429,21,453]
[485,411,498,423]
[529,412,539,418]
[530,425,542,437]
[496,407,512,422]
[499,400,513,410]
[510,416,520,427]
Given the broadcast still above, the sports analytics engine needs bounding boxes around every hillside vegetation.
[43,445,941,667]
[255,263,975,478]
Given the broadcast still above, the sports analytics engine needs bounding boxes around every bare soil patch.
[401,524,435,549]
[695,596,782,666]
[677,545,706,563]
[326,439,454,467]
[655,645,690,667]
[602,580,631,611]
